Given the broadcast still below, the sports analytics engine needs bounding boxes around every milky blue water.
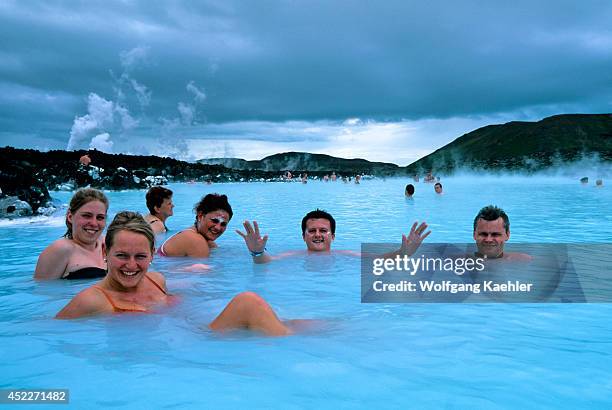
[1,177,611,409]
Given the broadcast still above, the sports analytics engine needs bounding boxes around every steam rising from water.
[435,153,612,179]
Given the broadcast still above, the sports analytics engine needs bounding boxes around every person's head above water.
[64,188,109,240]
[434,182,443,194]
[146,186,174,218]
[472,205,510,258]
[105,211,155,254]
[194,193,233,241]
[301,209,336,252]
[405,184,415,196]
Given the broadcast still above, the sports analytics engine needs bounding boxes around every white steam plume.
[67,93,115,150]
[130,78,151,108]
[120,46,150,71]
[178,102,195,126]
[89,132,114,153]
[187,81,206,102]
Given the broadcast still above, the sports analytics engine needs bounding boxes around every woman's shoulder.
[55,284,111,318]
[145,271,168,293]
[45,238,76,253]
[147,270,166,283]
[166,228,205,245]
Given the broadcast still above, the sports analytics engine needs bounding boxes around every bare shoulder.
[166,229,196,245]
[182,230,209,257]
[163,229,209,257]
[149,219,165,234]
[506,252,533,262]
[273,250,306,260]
[143,214,156,223]
[55,285,112,319]
[45,238,75,255]
[147,271,167,288]
[336,250,361,257]
[34,239,75,279]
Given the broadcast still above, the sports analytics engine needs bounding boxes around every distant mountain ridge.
[198,152,400,174]
[405,114,612,174]
[200,115,612,175]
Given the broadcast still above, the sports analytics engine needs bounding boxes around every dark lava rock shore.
[0,147,369,218]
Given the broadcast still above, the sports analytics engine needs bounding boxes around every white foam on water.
[0,214,66,228]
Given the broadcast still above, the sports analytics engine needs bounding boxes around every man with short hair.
[300,209,336,252]
[237,208,429,264]
[472,205,529,260]
[434,182,443,194]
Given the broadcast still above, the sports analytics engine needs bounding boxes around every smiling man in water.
[472,205,530,261]
[237,209,429,264]
[300,209,336,252]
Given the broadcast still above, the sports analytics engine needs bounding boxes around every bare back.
[160,228,211,257]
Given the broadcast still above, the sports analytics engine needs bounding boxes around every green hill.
[405,114,612,174]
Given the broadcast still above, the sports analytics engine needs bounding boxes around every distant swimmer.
[405,183,415,198]
[157,193,232,258]
[237,209,430,264]
[580,177,589,185]
[596,179,604,187]
[34,188,108,280]
[301,173,308,184]
[355,174,362,184]
[144,186,174,234]
[79,154,92,166]
[56,212,293,336]
[331,172,337,182]
[434,182,443,194]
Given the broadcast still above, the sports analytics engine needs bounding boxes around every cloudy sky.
[1,1,611,165]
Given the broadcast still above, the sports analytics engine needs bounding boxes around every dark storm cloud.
[1,0,611,155]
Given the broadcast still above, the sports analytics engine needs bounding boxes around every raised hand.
[400,221,431,256]
[236,220,269,253]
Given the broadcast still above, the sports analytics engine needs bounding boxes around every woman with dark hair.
[157,193,233,257]
[34,188,109,280]
[57,211,293,336]
[143,186,174,234]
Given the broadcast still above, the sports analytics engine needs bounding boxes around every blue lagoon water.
[1,177,611,409]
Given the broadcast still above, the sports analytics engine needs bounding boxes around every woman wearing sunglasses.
[157,193,232,258]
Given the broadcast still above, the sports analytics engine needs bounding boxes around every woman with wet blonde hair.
[35,188,109,280]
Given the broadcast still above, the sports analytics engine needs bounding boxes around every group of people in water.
[405,181,443,198]
[34,188,318,335]
[34,182,517,335]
